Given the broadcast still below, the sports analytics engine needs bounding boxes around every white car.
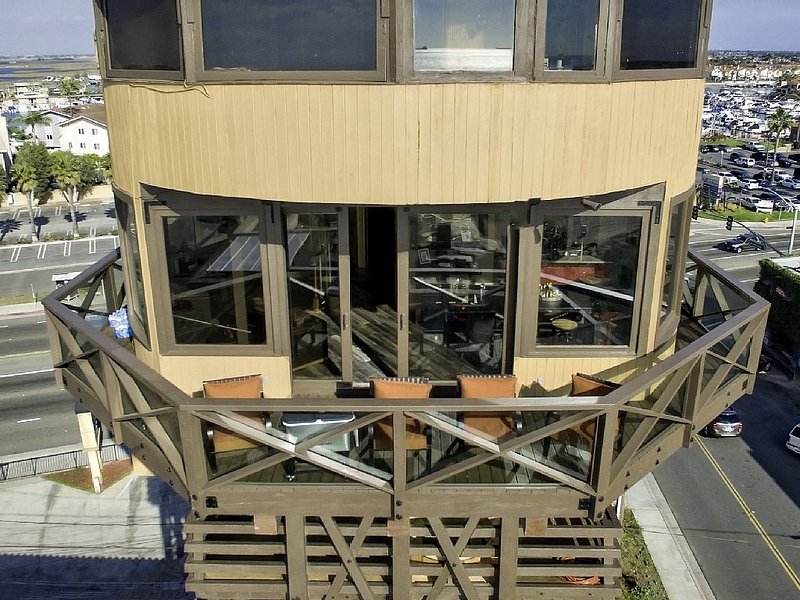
[787,423,800,455]
[780,179,800,190]
[734,157,756,167]
[735,178,760,190]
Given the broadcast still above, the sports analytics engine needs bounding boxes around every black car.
[703,407,743,437]
[721,233,766,253]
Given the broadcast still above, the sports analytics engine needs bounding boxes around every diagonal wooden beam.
[426,516,479,600]
[322,516,375,600]
[325,515,374,598]
[428,517,480,600]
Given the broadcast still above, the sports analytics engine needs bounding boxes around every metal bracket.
[143,199,167,225]
[637,200,662,225]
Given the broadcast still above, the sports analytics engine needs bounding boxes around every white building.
[59,115,109,156]
[29,110,71,150]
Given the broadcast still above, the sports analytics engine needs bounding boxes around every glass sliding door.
[285,212,347,381]
[406,211,510,379]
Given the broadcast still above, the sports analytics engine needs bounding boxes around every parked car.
[787,423,800,455]
[721,233,767,253]
[743,141,766,152]
[734,156,756,167]
[776,157,795,168]
[738,196,773,214]
[703,407,743,437]
[732,178,760,190]
[780,179,800,190]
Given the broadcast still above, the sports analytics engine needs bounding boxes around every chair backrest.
[467,313,496,343]
[371,377,432,399]
[571,373,619,397]
[203,374,263,398]
[458,374,517,398]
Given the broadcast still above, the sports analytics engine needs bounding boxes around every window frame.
[186,0,389,83]
[611,0,712,81]
[656,189,692,346]
[533,0,613,82]
[114,187,151,348]
[94,0,186,81]
[143,188,287,357]
[516,190,661,357]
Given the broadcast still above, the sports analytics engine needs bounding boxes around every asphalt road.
[654,370,800,600]
[0,314,81,456]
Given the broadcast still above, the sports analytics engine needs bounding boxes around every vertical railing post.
[389,407,410,600]
[591,408,618,520]
[682,354,705,447]
[177,410,210,514]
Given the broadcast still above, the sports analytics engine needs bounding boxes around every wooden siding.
[105,79,703,205]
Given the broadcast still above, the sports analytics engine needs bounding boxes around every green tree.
[21,111,50,139]
[11,161,39,242]
[51,151,82,238]
[14,142,52,202]
[767,108,795,183]
[59,77,81,116]
[97,153,112,182]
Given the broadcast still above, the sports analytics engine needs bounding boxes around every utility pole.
[790,208,798,255]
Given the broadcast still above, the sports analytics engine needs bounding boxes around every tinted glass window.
[414,0,515,72]
[201,0,377,72]
[544,0,600,71]
[538,215,642,346]
[791,426,800,437]
[660,201,687,325]
[105,0,181,71]
[115,194,149,340]
[620,0,701,70]
[164,214,266,345]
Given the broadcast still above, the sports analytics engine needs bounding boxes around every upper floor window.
[414,0,516,72]
[78,128,85,135]
[80,143,86,149]
[94,143,101,150]
[200,0,379,73]
[91,128,98,135]
[103,0,182,74]
[620,0,702,70]
[46,134,53,140]
[544,0,600,72]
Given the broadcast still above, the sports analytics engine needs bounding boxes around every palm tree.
[21,111,50,140]
[59,77,80,116]
[51,151,82,239]
[11,162,39,242]
[767,108,794,184]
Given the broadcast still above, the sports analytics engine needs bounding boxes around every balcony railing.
[43,246,769,520]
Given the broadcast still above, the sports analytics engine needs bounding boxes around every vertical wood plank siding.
[105,79,702,205]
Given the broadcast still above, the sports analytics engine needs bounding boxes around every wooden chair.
[457,374,520,441]
[202,374,265,471]
[369,377,433,469]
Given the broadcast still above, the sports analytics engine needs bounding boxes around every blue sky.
[0,0,798,56]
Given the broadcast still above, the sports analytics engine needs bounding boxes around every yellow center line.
[697,438,800,592]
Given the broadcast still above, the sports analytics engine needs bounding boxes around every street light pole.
[790,208,798,255]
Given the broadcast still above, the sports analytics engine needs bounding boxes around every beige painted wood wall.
[106,79,703,206]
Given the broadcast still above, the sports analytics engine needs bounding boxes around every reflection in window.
[414,0,515,72]
[620,0,701,70]
[201,0,377,72]
[538,215,642,346]
[544,0,600,71]
[285,213,342,379]
[105,0,181,71]
[164,215,265,345]
[409,213,509,378]
[115,194,148,341]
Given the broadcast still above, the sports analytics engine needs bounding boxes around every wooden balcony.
[42,247,769,600]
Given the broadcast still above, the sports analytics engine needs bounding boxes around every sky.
[0,0,799,56]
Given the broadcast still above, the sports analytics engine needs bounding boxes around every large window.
[103,0,181,73]
[536,214,643,347]
[619,0,702,70]
[157,211,268,347]
[544,0,600,72]
[200,0,378,72]
[414,0,516,72]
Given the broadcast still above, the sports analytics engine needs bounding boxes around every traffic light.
[691,204,699,220]
[726,215,733,231]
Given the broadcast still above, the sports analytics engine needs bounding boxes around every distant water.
[0,59,99,82]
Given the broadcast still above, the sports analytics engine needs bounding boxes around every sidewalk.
[0,302,44,318]
[0,473,193,600]
[627,474,715,600]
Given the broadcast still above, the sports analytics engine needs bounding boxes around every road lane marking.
[697,438,800,593]
[36,244,47,259]
[10,246,21,262]
[16,417,41,424]
[0,368,54,379]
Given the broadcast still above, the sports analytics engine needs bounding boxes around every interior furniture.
[281,411,356,481]
[457,374,520,441]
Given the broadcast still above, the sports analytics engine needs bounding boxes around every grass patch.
[0,294,37,306]
[701,135,742,148]
[621,508,669,600]
[700,205,784,223]
[43,459,132,494]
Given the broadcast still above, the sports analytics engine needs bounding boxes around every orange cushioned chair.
[371,377,433,451]
[202,374,265,454]
[458,374,519,440]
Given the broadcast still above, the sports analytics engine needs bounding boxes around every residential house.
[58,112,108,156]
[28,109,70,150]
